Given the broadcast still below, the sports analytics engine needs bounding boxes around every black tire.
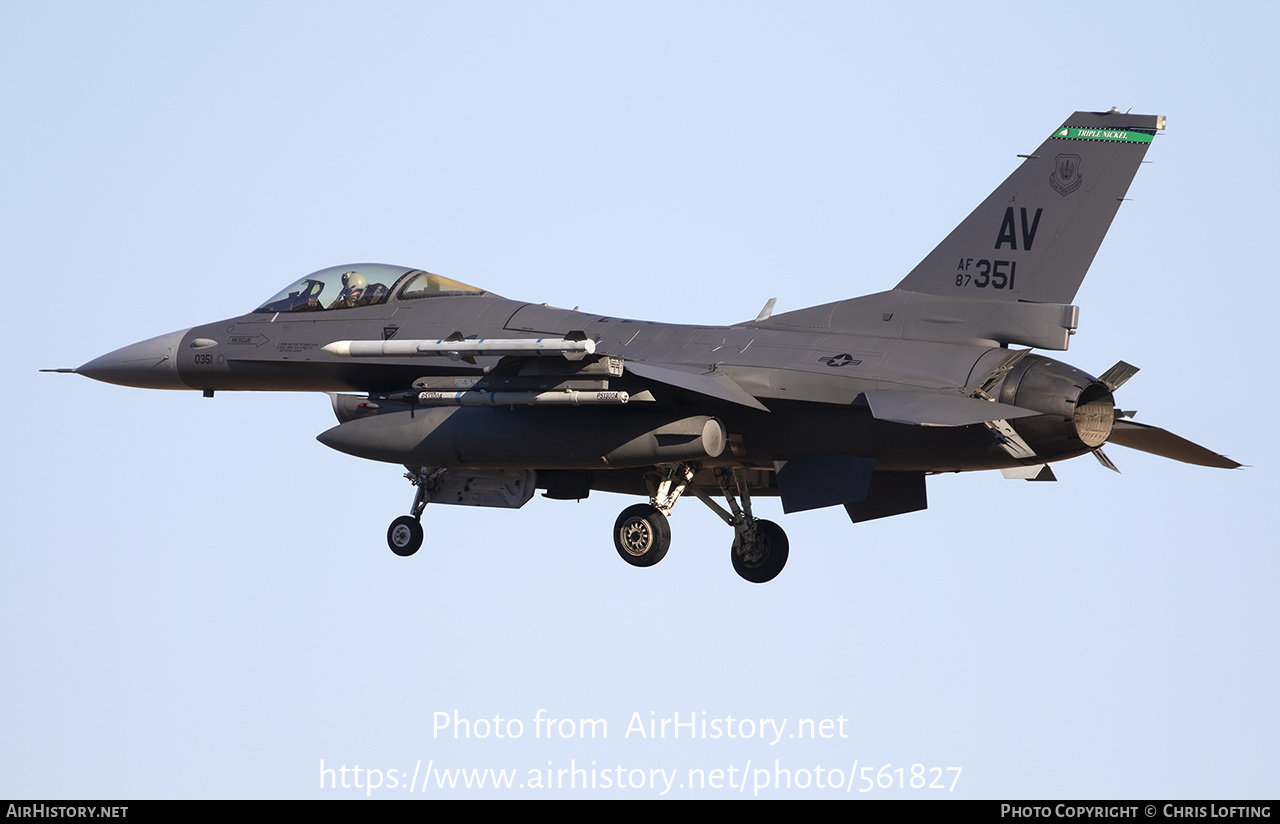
[731,519,789,583]
[387,515,424,557]
[613,504,671,567]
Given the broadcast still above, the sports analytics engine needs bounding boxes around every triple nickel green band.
[1052,126,1155,143]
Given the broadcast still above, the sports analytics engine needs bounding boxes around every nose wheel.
[386,466,443,557]
[387,515,423,557]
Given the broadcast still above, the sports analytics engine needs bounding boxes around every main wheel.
[731,519,789,583]
[387,515,424,557]
[613,504,671,567]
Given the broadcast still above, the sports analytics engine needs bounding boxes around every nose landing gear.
[385,467,442,557]
[387,515,423,557]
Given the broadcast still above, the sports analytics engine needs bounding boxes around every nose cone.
[77,328,192,389]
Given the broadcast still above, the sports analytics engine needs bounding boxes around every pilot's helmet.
[341,271,367,295]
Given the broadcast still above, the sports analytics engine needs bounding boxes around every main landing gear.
[611,463,690,568]
[610,464,789,583]
[613,504,671,567]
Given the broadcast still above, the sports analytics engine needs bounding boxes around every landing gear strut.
[693,467,789,583]
[611,463,692,567]
[386,466,444,557]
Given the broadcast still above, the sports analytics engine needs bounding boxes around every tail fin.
[895,109,1164,304]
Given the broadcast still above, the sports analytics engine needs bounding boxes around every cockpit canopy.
[253,264,487,314]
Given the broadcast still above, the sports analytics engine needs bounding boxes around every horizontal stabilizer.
[862,389,1038,427]
[625,362,770,412]
[1109,420,1241,469]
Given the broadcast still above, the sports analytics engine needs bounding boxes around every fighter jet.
[55,109,1238,582]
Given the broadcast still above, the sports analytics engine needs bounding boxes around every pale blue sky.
[2,1,1275,799]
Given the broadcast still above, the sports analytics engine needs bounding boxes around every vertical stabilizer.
[895,110,1164,304]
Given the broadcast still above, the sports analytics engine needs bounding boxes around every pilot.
[328,271,368,309]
